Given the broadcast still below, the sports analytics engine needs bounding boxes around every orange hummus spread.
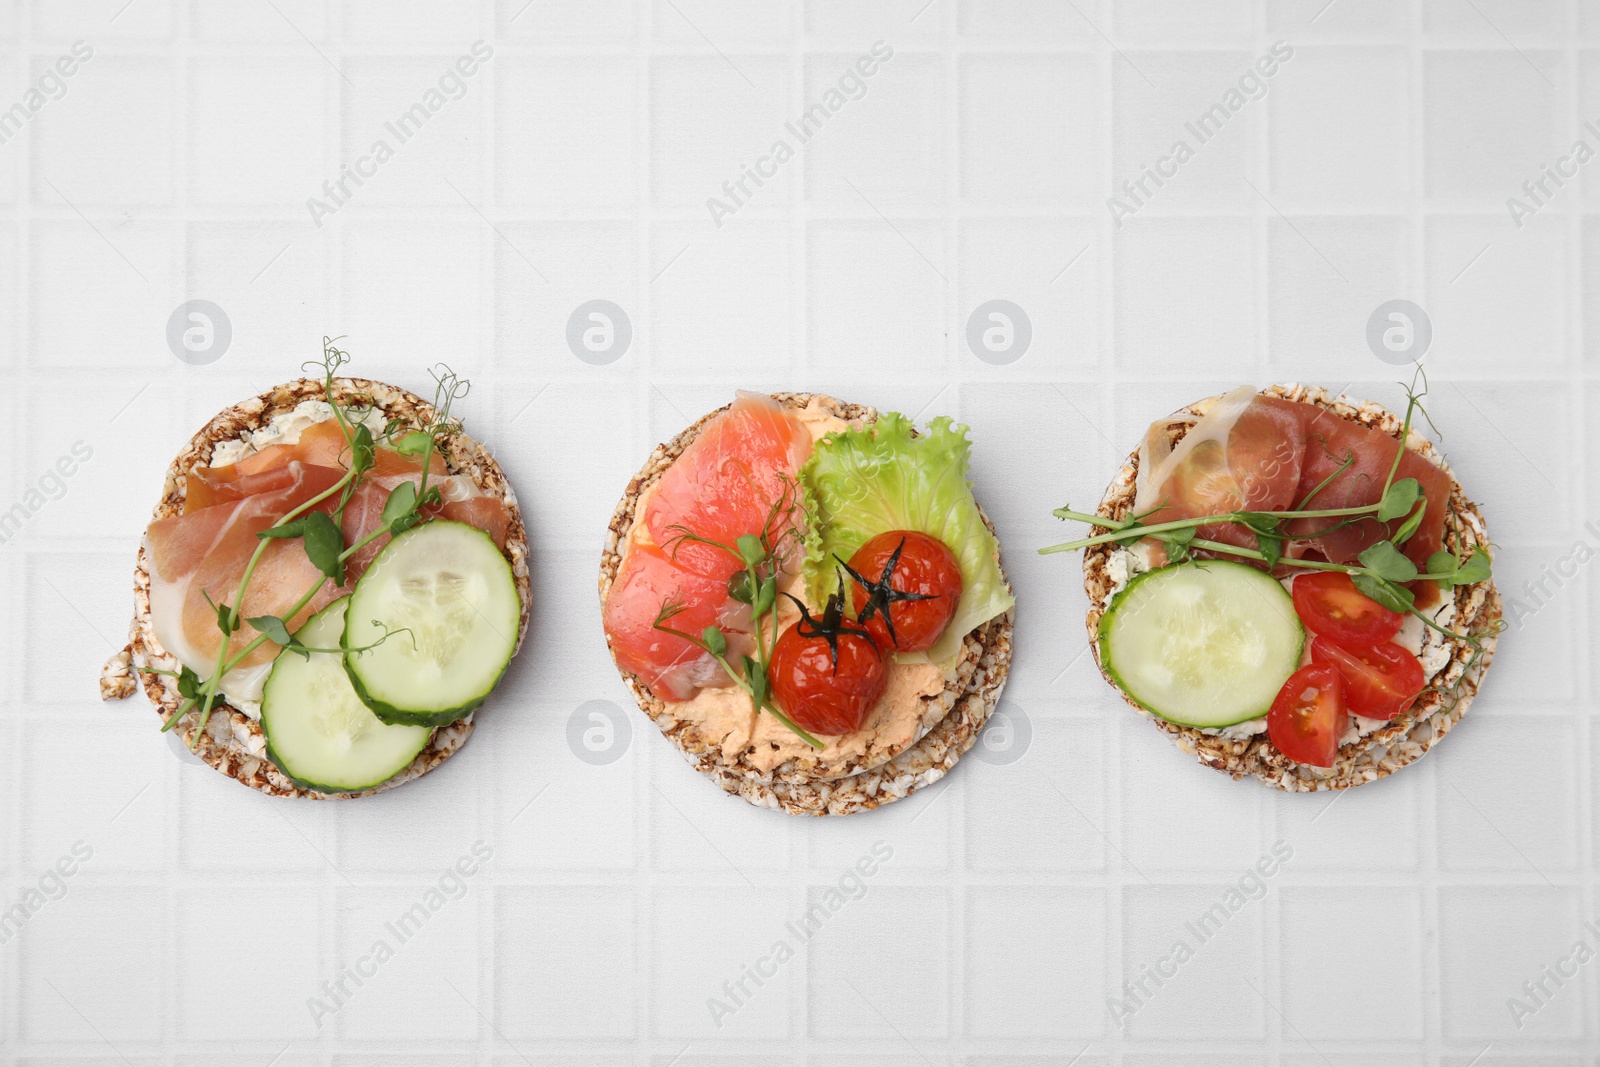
[618,397,947,775]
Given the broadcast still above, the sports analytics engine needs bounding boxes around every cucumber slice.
[1099,560,1304,729]
[260,597,432,792]
[343,520,520,728]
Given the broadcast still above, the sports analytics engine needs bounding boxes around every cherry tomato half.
[844,530,963,653]
[769,618,887,736]
[1310,636,1425,720]
[1291,571,1404,645]
[1267,663,1349,768]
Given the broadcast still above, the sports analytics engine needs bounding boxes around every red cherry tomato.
[1310,636,1425,720]
[1267,663,1349,768]
[769,618,887,736]
[1291,571,1404,644]
[844,531,963,653]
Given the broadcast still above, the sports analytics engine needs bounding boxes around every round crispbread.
[1082,383,1501,792]
[101,376,532,799]
[597,392,1014,815]
[689,611,1013,815]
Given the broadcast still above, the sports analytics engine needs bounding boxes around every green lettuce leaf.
[801,412,1014,666]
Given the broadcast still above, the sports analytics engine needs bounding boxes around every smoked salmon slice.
[642,394,812,580]
[603,394,813,699]
[603,545,745,700]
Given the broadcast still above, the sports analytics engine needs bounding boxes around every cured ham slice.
[146,416,510,691]
[1268,396,1450,568]
[339,473,511,582]
[1136,386,1307,553]
[1135,388,1451,602]
[292,418,449,479]
[182,418,448,514]
[148,461,345,671]
[603,395,813,699]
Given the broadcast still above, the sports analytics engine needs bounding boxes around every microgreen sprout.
[650,476,825,750]
[1039,370,1493,645]
[163,339,470,749]
[243,614,415,660]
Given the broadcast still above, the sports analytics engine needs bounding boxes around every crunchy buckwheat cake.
[692,609,1012,815]
[1082,384,1501,792]
[100,376,532,799]
[598,392,1014,814]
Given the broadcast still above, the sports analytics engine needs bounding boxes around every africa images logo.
[1106,41,1293,227]
[305,842,494,1027]
[705,41,895,228]
[0,40,93,148]
[305,41,494,227]
[705,840,894,1028]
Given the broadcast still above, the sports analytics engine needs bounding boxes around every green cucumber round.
[1099,560,1304,729]
[260,597,432,793]
[343,520,520,728]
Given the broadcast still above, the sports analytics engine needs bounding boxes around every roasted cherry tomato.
[1291,571,1404,645]
[1267,663,1348,768]
[843,530,963,653]
[1310,636,1425,720]
[769,600,887,736]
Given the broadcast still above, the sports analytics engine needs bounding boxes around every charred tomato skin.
[768,622,887,736]
[1267,663,1349,768]
[845,530,963,653]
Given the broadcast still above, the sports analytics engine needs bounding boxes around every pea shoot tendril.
[141,338,469,748]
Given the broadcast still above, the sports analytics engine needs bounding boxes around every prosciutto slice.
[144,420,511,686]
[1136,386,1307,553]
[182,419,449,514]
[1135,388,1451,603]
[147,460,346,671]
[339,473,512,581]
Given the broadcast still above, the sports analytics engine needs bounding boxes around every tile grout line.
[1557,0,1599,1048]
[945,4,964,1056]
[5,0,30,1052]
[636,10,652,1066]
[1097,6,1126,1064]
[327,10,347,1063]
[1251,0,1271,390]
[1253,5,1282,1064]
[1095,3,1115,387]
[480,0,499,1056]
[942,0,958,388]
[789,0,808,1056]
[790,7,805,393]
[171,1,194,1050]
[1404,0,1450,1055]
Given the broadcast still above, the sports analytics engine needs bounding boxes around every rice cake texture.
[103,376,532,799]
[598,392,1014,816]
[1082,383,1501,792]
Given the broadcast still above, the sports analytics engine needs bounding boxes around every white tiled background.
[0,0,1596,1062]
